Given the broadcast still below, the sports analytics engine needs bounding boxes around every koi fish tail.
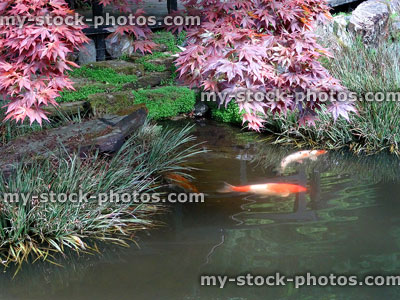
[217,182,235,193]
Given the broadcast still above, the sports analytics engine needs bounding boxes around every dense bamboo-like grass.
[265,37,400,155]
[0,123,203,271]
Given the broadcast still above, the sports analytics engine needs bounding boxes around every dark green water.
[2,120,400,300]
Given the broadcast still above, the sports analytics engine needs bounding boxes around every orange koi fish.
[218,182,307,197]
[280,150,327,171]
[165,173,199,193]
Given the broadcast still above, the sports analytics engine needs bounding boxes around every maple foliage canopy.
[0,0,157,125]
[0,0,355,129]
[0,0,88,124]
[174,0,356,131]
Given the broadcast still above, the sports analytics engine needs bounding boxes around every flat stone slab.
[88,91,136,116]
[123,71,173,89]
[43,101,90,116]
[0,106,148,175]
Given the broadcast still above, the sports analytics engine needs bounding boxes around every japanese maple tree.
[174,0,356,131]
[0,0,88,124]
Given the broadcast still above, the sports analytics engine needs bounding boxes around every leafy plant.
[174,0,355,131]
[0,106,83,146]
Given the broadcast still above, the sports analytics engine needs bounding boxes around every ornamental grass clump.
[0,123,203,270]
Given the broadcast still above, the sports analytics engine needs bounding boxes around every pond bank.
[2,120,400,300]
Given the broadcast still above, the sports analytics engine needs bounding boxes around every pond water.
[2,120,400,300]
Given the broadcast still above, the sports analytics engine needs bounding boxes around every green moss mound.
[69,66,137,85]
[152,30,186,53]
[209,101,243,125]
[58,85,110,103]
[58,66,138,103]
[133,86,196,120]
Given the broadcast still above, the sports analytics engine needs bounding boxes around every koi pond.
[1,120,400,300]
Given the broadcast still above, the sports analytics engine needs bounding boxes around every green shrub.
[133,86,196,120]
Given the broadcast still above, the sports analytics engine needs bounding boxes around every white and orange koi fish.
[218,182,307,198]
[280,150,327,172]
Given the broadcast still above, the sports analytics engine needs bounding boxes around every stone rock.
[392,21,400,34]
[154,44,168,52]
[71,77,97,90]
[123,71,173,89]
[87,60,145,77]
[78,39,97,65]
[67,50,79,63]
[146,55,175,70]
[316,14,352,48]
[348,0,390,45]
[43,101,90,116]
[88,91,136,116]
[390,0,400,12]
[193,102,209,118]
[106,34,169,59]
[0,106,148,175]
[105,34,133,59]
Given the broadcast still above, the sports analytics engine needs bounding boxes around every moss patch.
[152,30,186,53]
[88,91,136,116]
[69,65,138,85]
[133,86,196,120]
[58,85,110,103]
[209,101,243,125]
[59,65,139,103]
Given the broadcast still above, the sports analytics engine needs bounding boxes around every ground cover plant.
[57,66,138,103]
[132,86,196,120]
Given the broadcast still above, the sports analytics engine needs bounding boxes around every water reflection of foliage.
[252,141,400,183]
[201,154,379,297]
[0,243,131,298]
